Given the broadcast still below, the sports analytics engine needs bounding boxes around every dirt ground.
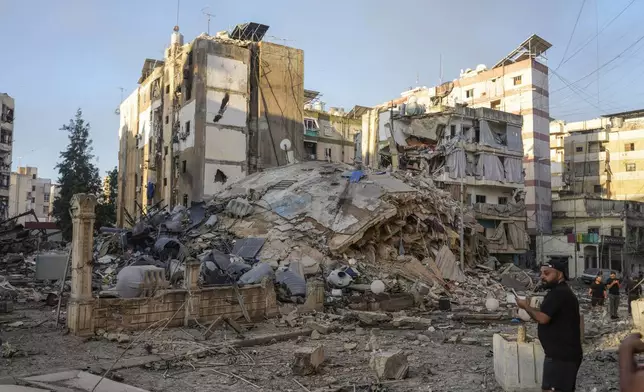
[0,300,634,392]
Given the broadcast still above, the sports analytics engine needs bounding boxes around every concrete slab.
[22,370,149,392]
[493,333,544,392]
[0,387,50,392]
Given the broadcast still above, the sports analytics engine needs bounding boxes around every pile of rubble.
[89,161,538,318]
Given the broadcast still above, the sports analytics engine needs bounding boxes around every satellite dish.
[280,138,292,151]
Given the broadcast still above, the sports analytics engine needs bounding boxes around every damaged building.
[361,35,552,241]
[302,90,365,163]
[363,104,528,263]
[117,23,305,226]
[0,93,14,219]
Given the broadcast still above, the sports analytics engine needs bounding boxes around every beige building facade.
[8,166,53,223]
[117,24,305,226]
[0,93,14,219]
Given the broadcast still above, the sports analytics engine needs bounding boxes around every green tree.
[52,109,101,240]
[96,167,118,228]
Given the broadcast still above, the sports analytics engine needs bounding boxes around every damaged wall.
[257,42,305,169]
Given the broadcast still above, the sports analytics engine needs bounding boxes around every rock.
[6,321,23,328]
[349,311,392,325]
[283,312,299,328]
[344,342,358,351]
[369,350,409,380]
[307,321,333,335]
[355,327,366,336]
[461,337,479,345]
[311,330,321,340]
[364,335,380,351]
[291,345,325,376]
[106,333,119,342]
[96,329,106,336]
[117,333,131,343]
[447,335,459,343]
[427,326,436,332]
[391,316,432,329]
[416,334,430,342]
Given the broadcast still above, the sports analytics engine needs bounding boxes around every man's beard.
[541,280,558,289]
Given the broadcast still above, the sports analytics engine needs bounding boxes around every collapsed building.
[117,23,305,226]
[362,104,529,263]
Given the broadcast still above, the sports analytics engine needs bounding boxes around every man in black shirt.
[607,272,621,319]
[517,261,582,392]
[589,276,606,307]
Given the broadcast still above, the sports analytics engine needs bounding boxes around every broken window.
[31,185,35,191]
[324,148,332,161]
[475,195,487,203]
[182,160,187,173]
[32,174,36,180]
[185,121,191,135]
[563,227,573,234]
[490,100,501,110]
[627,163,637,172]
[165,116,169,124]
[182,194,188,207]
[214,169,227,183]
[513,75,522,86]
[164,146,168,156]
[304,118,318,129]
[450,125,456,137]
[163,178,167,186]
[625,143,635,151]
[575,146,583,152]
[593,185,602,194]
[498,197,508,205]
[166,85,170,94]
[465,89,474,99]
[612,227,623,237]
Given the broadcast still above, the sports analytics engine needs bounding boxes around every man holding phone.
[516,261,582,392]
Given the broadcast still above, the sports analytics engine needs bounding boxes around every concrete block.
[493,333,544,392]
[369,350,409,380]
[291,345,325,375]
[632,299,644,328]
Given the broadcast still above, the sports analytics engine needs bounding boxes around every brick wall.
[93,282,278,332]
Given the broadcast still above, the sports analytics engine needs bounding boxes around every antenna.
[439,53,443,84]
[115,87,124,115]
[201,7,215,35]
[176,0,181,28]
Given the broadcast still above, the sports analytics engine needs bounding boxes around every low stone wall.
[93,280,278,332]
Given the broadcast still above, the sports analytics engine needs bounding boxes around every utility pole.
[460,162,465,268]
[572,140,579,277]
[201,7,215,35]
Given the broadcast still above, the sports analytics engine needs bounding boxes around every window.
[563,227,574,234]
[165,116,169,124]
[163,178,167,186]
[31,197,35,203]
[31,185,35,191]
[475,195,487,203]
[304,118,317,129]
[588,227,600,234]
[513,75,522,86]
[612,227,623,237]
[625,143,635,151]
[498,197,508,205]
[182,194,188,207]
[450,125,456,137]
[627,163,637,172]
[182,160,187,173]
[166,85,170,94]
[575,146,583,152]
[594,185,602,193]
[43,193,50,202]
[325,148,332,160]
[465,89,474,99]
[185,121,191,135]
[164,146,168,156]
[490,100,501,110]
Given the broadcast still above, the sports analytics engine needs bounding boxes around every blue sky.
[1,0,642,180]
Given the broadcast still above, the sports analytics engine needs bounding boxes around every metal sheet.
[35,252,68,281]
[231,238,266,259]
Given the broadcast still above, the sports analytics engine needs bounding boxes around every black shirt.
[626,279,641,297]
[538,282,582,362]
[590,282,605,298]
[607,278,620,295]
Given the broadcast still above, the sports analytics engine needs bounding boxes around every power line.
[556,0,588,71]
[558,0,636,69]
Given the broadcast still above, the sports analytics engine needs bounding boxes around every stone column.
[67,193,97,336]
[183,259,201,326]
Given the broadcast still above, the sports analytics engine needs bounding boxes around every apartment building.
[8,166,53,224]
[363,104,528,262]
[541,197,644,278]
[551,109,644,201]
[302,90,364,163]
[117,23,304,226]
[361,35,552,237]
[0,93,14,219]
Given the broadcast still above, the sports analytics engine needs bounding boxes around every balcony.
[304,128,319,137]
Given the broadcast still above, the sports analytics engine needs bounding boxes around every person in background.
[516,261,582,392]
[619,333,644,391]
[625,275,642,315]
[589,276,606,307]
[607,272,622,319]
